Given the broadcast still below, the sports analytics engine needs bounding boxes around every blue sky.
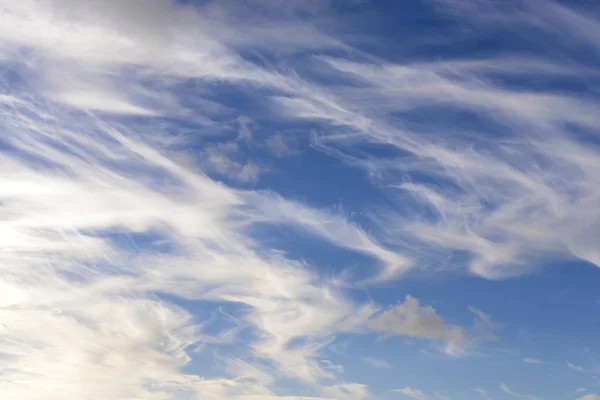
[0,1,599,399]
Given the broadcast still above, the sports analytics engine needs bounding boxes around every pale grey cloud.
[568,362,589,373]
[500,384,538,400]
[578,395,600,400]
[266,134,298,158]
[368,296,493,356]
[435,392,451,400]
[474,388,492,400]
[362,357,392,369]
[321,383,370,400]
[392,386,428,400]
[522,358,543,364]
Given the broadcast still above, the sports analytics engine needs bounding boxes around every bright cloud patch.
[0,0,599,399]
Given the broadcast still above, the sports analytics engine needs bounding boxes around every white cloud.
[500,384,538,400]
[568,362,588,373]
[392,386,428,400]
[246,192,412,282]
[362,357,392,369]
[52,90,159,116]
[276,4,600,281]
[1,0,597,398]
[8,0,599,287]
[474,388,492,400]
[522,358,543,364]
[0,88,376,397]
[435,392,451,400]
[200,141,263,184]
[306,56,600,278]
[321,383,369,400]
[578,395,600,400]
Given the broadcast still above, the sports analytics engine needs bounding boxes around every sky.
[0,0,599,399]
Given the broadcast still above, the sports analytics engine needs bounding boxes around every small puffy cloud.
[392,386,428,400]
[239,162,261,182]
[266,134,298,157]
[201,141,262,183]
[368,295,493,356]
[236,115,254,141]
[578,395,600,400]
[369,295,457,340]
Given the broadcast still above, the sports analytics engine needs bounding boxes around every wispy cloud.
[392,386,428,400]
[321,383,370,400]
[0,0,598,398]
[474,388,492,400]
[435,392,451,400]
[522,358,543,364]
[266,134,299,158]
[568,362,589,373]
[362,357,392,369]
[500,384,539,400]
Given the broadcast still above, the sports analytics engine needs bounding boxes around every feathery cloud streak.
[0,0,598,399]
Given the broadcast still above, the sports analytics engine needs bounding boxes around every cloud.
[368,296,493,356]
[246,192,412,282]
[0,82,375,397]
[474,388,492,400]
[369,296,464,353]
[243,0,366,16]
[500,384,538,400]
[7,0,598,285]
[522,358,543,364]
[239,162,261,182]
[266,134,298,158]
[200,141,263,184]
[578,395,600,400]
[52,90,160,116]
[0,0,598,398]
[362,357,392,369]
[568,362,589,373]
[321,383,370,400]
[306,53,600,279]
[236,115,254,141]
[392,386,428,400]
[273,3,600,281]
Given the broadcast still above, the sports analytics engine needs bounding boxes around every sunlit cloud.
[0,0,598,398]
[392,386,428,400]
